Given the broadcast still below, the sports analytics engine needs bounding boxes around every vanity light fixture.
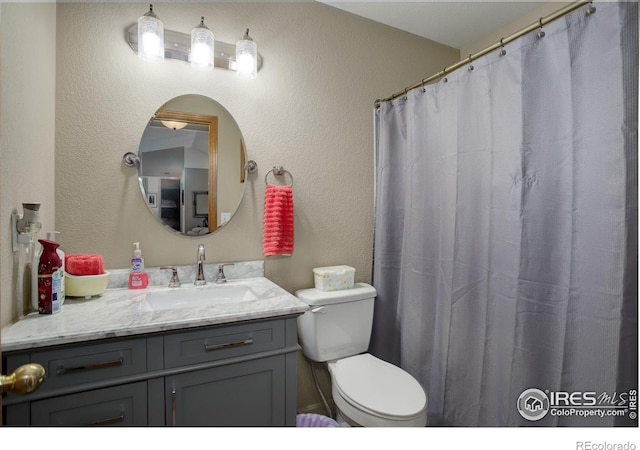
[235,29,258,79]
[127,17,262,75]
[190,17,214,71]
[137,4,164,62]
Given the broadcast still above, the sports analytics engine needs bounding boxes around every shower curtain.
[371,1,637,426]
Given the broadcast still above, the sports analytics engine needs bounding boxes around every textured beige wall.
[0,3,56,328]
[55,2,458,293]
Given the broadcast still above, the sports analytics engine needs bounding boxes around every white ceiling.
[317,1,558,50]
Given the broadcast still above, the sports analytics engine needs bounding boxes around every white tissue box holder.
[313,265,355,291]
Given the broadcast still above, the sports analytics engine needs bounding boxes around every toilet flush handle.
[311,306,326,314]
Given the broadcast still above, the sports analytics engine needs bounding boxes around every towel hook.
[265,166,294,187]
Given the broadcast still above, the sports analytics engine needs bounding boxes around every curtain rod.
[374,0,593,108]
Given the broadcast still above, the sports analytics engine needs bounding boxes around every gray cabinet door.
[31,382,148,426]
[166,355,286,426]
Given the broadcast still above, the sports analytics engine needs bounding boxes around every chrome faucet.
[195,243,206,285]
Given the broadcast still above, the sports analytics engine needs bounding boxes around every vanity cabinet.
[2,317,299,426]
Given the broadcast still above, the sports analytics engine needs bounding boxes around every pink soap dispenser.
[37,239,63,314]
[128,242,148,289]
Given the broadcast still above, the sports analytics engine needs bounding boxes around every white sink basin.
[143,284,259,311]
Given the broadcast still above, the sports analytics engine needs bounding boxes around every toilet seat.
[329,353,427,426]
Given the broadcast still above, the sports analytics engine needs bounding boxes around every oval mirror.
[138,95,247,236]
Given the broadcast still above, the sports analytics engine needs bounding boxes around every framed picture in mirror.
[148,193,157,208]
[193,191,209,218]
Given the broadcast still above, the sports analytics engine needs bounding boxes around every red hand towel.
[263,184,294,257]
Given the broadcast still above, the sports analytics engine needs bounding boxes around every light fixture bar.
[127,25,262,72]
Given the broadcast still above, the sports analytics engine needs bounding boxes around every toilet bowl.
[328,354,427,427]
[295,283,427,427]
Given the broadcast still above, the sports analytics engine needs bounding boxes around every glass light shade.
[138,4,164,62]
[160,120,188,131]
[190,17,214,71]
[236,29,257,79]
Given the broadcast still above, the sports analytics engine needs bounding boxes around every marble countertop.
[2,275,310,353]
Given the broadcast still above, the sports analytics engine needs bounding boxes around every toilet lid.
[332,354,426,419]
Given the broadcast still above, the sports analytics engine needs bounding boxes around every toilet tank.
[295,283,377,362]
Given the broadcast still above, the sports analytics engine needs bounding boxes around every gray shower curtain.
[371,1,637,426]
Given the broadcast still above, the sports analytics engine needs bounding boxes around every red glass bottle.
[38,239,62,315]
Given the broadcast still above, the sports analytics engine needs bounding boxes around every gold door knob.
[0,363,46,395]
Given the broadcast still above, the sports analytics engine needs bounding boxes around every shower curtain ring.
[467,54,474,72]
[537,18,546,39]
[499,38,507,57]
[586,2,596,15]
[442,67,448,83]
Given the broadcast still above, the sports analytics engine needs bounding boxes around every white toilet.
[296,283,427,427]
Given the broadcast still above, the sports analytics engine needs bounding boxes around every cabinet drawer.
[31,382,147,426]
[29,338,147,395]
[164,319,285,368]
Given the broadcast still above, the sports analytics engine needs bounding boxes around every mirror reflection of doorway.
[140,113,217,234]
[160,178,181,231]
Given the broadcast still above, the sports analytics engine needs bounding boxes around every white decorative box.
[313,265,355,291]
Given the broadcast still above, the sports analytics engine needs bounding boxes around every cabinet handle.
[56,357,124,375]
[204,338,254,352]
[89,414,124,426]
[171,388,177,427]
